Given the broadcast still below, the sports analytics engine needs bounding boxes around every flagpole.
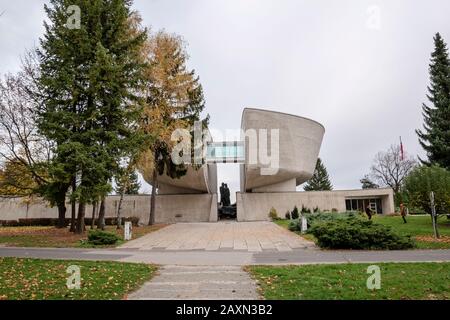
[399,136,404,161]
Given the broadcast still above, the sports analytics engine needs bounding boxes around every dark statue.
[220,182,231,207]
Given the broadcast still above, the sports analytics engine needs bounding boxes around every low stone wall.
[236,189,395,222]
[155,194,217,223]
[0,194,218,224]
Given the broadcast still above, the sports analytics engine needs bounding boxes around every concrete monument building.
[236,108,394,221]
[138,107,394,222]
[0,108,395,223]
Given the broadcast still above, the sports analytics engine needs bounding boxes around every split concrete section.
[119,221,315,252]
[127,265,259,300]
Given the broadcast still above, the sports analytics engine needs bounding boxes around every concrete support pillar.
[209,194,218,222]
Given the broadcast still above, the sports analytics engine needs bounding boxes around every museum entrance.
[218,181,236,220]
[206,142,244,221]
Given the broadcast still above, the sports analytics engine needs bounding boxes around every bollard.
[124,221,132,241]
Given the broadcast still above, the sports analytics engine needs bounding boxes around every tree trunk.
[117,192,124,229]
[435,215,440,238]
[56,200,67,228]
[97,197,106,230]
[75,202,85,234]
[149,168,157,226]
[70,178,77,232]
[91,201,97,229]
[431,214,440,239]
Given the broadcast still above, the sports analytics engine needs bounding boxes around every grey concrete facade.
[155,164,218,195]
[237,188,395,221]
[0,188,394,224]
[240,108,325,192]
[0,194,218,224]
[139,126,218,195]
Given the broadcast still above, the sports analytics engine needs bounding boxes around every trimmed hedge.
[304,212,360,228]
[288,212,359,232]
[87,230,120,245]
[0,217,139,227]
[309,217,415,250]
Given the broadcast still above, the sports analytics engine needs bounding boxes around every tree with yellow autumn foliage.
[137,30,209,225]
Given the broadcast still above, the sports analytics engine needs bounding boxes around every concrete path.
[127,265,259,300]
[2,247,450,265]
[119,221,315,252]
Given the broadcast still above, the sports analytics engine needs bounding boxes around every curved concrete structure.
[140,162,217,195]
[156,164,217,194]
[139,126,217,195]
[240,108,325,192]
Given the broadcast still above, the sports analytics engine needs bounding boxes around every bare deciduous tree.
[0,52,74,227]
[0,52,51,191]
[369,144,418,194]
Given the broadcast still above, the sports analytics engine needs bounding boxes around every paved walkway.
[127,265,259,300]
[119,221,314,252]
[2,247,450,265]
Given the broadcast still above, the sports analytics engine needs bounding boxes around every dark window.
[376,199,382,214]
[352,199,357,211]
[358,199,365,211]
[346,199,351,211]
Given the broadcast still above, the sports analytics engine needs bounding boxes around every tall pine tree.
[303,158,333,191]
[37,0,146,233]
[416,33,450,170]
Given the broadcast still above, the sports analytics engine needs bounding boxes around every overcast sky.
[1,0,449,200]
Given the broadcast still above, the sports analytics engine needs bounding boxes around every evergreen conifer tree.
[37,0,146,233]
[416,33,450,169]
[303,158,333,191]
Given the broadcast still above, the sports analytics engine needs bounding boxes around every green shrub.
[288,219,300,231]
[301,205,311,214]
[87,230,120,245]
[269,207,279,220]
[285,211,291,220]
[309,217,415,250]
[404,165,450,215]
[291,206,299,219]
[303,211,358,229]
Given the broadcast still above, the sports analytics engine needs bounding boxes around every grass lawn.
[274,220,316,242]
[0,257,156,300]
[275,215,450,249]
[247,262,450,300]
[0,224,166,248]
[374,215,450,249]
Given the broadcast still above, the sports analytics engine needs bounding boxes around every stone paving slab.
[119,221,315,252]
[127,265,260,300]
